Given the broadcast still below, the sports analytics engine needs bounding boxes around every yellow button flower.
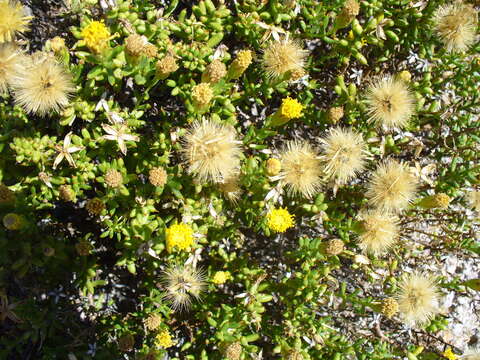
[266,207,295,233]
[443,347,457,360]
[81,21,111,53]
[156,329,174,349]
[212,271,231,285]
[280,97,304,120]
[165,223,194,252]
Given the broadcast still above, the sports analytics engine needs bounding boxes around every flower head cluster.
[86,198,105,216]
[3,213,22,230]
[365,76,415,129]
[144,313,162,331]
[366,159,418,212]
[0,0,32,43]
[320,127,367,184]
[266,207,295,233]
[380,297,399,318]
[434,2,478,52]
[396,272,440,326]
[279,141,323,198]
[12,54,75,116]
[156,329,174,348]
[125,34,157,58]
[104,169,123,188]
[161,265,206,311]
[279,97,304,120]
[357,211,399,255]
[191,83,213,108]
[165,223,194,252]
[262,38,308,79]
[219,177,241,203]
[202,59,226,83]
[156,55,179,79]
[182,120,241,183]
[81,21,111,53]
[148,167,167,187]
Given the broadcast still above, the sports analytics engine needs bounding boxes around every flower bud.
[105,169,123,188]
[202,59,227,83]
[327,106,344,124]
[149,167,167,187]
[266,158,282,176]
[228,50,252,79]
[325,238,344,255]
[156,55,179,79]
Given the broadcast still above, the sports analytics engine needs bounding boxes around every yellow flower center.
[280,97,304,120]
[165,223,194,252]
[81,21,111,53]
[266,207,295,233]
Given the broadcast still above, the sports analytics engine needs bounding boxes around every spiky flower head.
[320,127,367,184]
[81,20,111,53]
[182,120,241,183]
[161,265,206,311]
[48,36,66,54]
[149,167,167,187]
[125,34,148,57]
[325,238,345,255]
[380,297,399,318]
[86,197,105,216]
[11,54,75,116]
[462,348,480,360]
[118,334,134,352]
[223,342,242,360]
[59,184,75,202]
[212,271,231,285]
[219,177,241,203]
[0,43,23,94]
[104,169,123,188]
[327,106,344,124]
[266,207,295,233]
[0,183,15,205]
[156,329,174,348]
[468,190,480,211]
[279,140,323,198]
[156,55,179,79]
[266,158,282,176]
[202,59,227,83]
[434,2,478,53]
[357,211,399,255]
[165,223,194,252]
[262,38,308,79]
[191,83,214,108]
[3,213,22,230]
[228,49,252,79]
[365,75,415,129]
[336,0,360,27]
[418,193,451,209]
[396,272,440,326]
[0,0,32,43]
[366,159,418,213]
[144,313,162,331]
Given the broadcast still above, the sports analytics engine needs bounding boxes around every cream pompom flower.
[161,265,206,311]
[320,127,367,184]
[262,38,308,79]
[0,43,24,93]
[365,75,415,130]
[182,120,242,183]
[357,210,399,255]
[366,159,418,213]
[434,2,478,53]
[396,272,441,326]
[0,0,32,43]
[11,53,75,116]
[279,140,323,198]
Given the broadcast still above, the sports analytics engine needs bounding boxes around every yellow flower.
[443,347,457,360]
[266,207,295,233]
[280,97,303,120]
[165,223,194,252]
[81,21,111,53]
[212,271,231,285]
[156,329,174,349]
